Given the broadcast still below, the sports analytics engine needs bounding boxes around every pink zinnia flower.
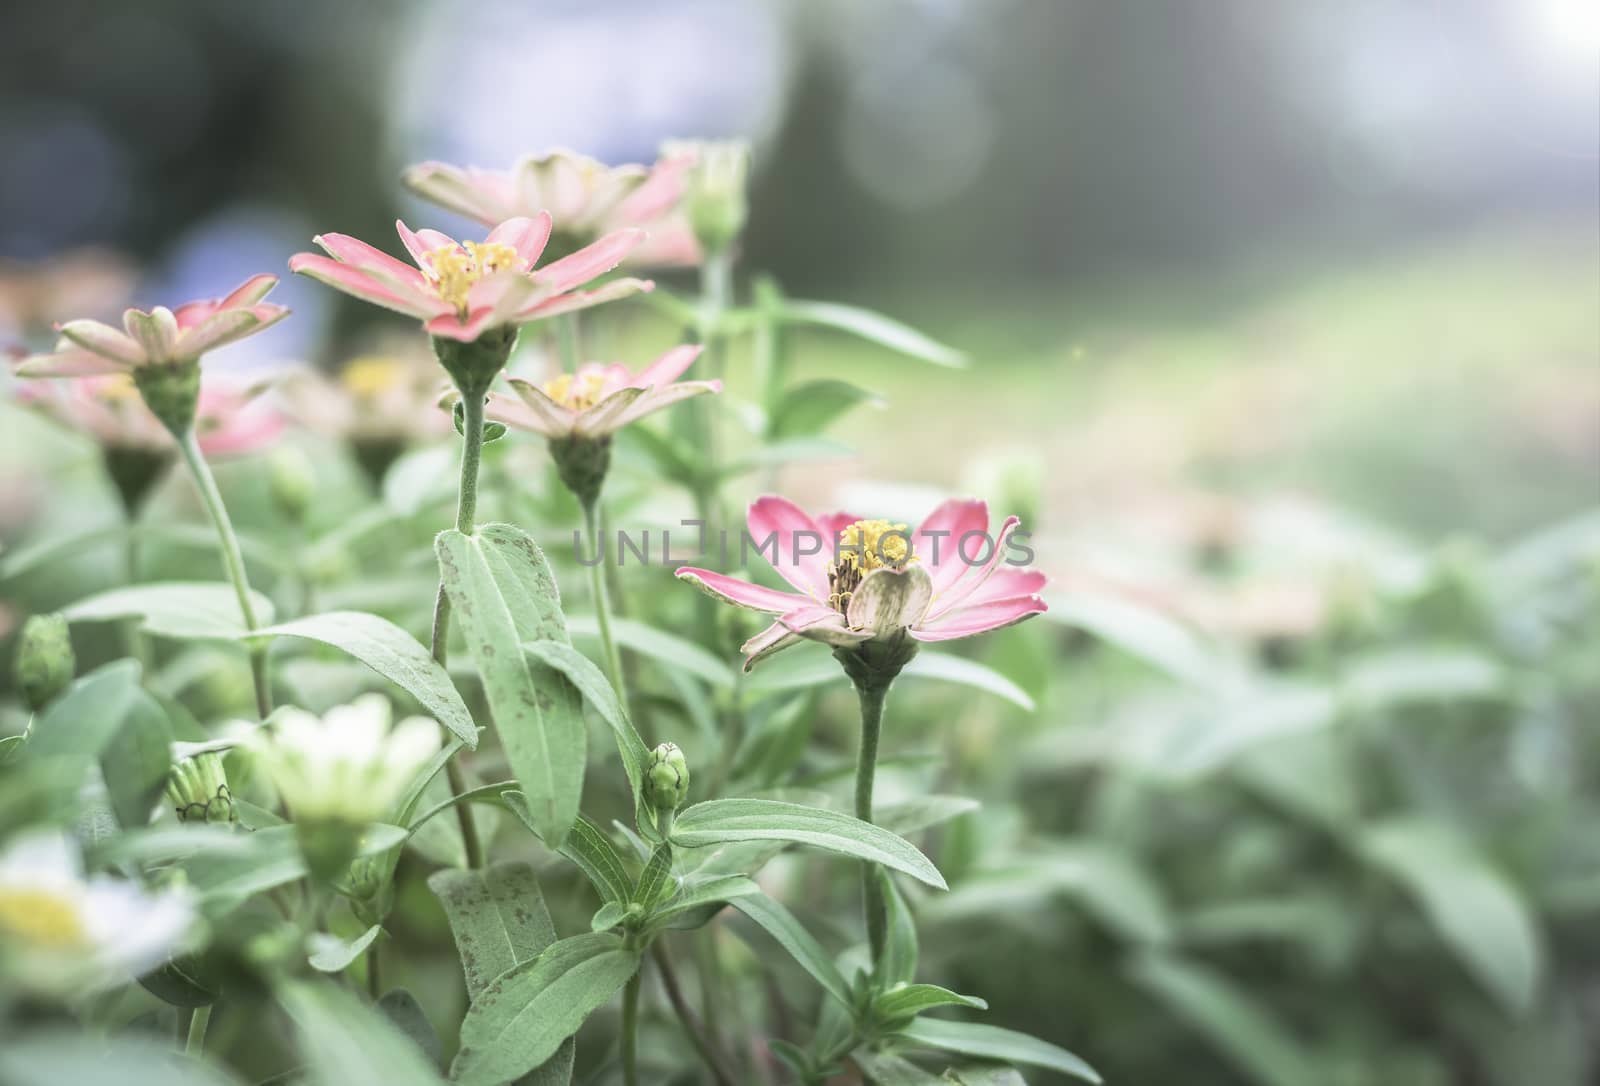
[485,344,719,440]
[677,497,1048,670]
[14,373,284,458]
[287,215,651,343]
[12,274,288,378]
[403,149,702,269]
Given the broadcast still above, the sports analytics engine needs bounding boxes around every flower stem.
[621,969,642,1086]
[557,312,581,372]
[853,679,889,962]
[582,496,629,706]
[185,1003,212,1057]
[175,429,270,718]
[431,387,488,870]
[652,942,738,1086]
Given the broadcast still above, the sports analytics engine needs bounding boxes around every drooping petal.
[952,568,1048,609]
[926,515,1022,620]
[630,343,703,389]
[911,593,1047,642]
[846,564,934,635]
[485,213,553,267]
[289,254,440,320]
[606,380,720,430]
[746,495,832,600]
[483,391,565,439]
[741,619,805,670]
[674,566,813,614]
[503,378,581,435]
[425,307,501,343]
[13,348,129,377]
[914,498,990,595]
[573,386,647,438]
[515,277,653,322]
[57,319,144,366]
[532,228,646,294]
[780,606,874,648]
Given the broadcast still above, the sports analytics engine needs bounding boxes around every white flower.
[0,830,195,997]
[249,695,438,826]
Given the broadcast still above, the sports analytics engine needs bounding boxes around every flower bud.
[14,612,75,712]
[268,446,316,522]
[669,140,750,256]
[644,742,690,813]
[165,752,236,825]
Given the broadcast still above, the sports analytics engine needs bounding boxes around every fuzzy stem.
[854,679,889,962]
[651,943,738,1086]
[176,429,270,718]
[582,497,629,706]
[431,388,488,870]
[621,969,642,1086]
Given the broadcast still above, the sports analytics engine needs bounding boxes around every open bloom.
[288,215,651,343]
[0,830,195,997]
[485,344,717,440]
[280,351,453,443]
[677,497,1047,670]
[248,694,438,827]
[404,148,700,268]
[12,274,288,377]
[14,372,284,457]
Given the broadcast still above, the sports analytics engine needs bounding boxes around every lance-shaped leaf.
[64,582,276,640]
[436,524,585,846]
[633,842,675,908]
[309,925,382,973]
[776,298,967,368]
[281,978,447,1086]
[451,932,640,1086]
[522,637,648,813]
[729,894,851,1007]
[899,1018,1101,1084]
[101,690,173,829]
[247,610,477,747]
[876,870,918,987]
[645,875,760,933]
[673,799,946,888]
[874,984,987,1022]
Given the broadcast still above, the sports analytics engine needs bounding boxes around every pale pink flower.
[678,497,1048,670]
[279,352,454,443]
[12,274,288,378]
[484,344,718,440]
[403,149,702,269]
[14,373,285,458]
[288,215,651,343]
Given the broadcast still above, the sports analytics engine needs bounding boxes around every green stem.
[431,389,488,870]
[652,943,738,1086]
[557,312,581,372]
[582,497,628,706]
[185,1003,212,1057]
[854,680,888,961]
[621,969,642,1086]
[176,429,270,718]
[367,941,382,1000]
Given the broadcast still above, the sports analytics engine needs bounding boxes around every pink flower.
[484,344,719,440]
[14,373,284,458]
[288,216,652,343]
[12,274,288,377]
[677,497,1047,670]
[279,351,454,443]
[403,149,703,269]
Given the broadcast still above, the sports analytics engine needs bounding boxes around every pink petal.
[403,162,499,224]
[503,379,579,435]
[533,228,646,294]
[316,233,434,301]
[927,515,1022,620]
[58,319,144,366]
[573,386,646,438]
[846,565,934,634]
[746,496,832,600]
[912,594,1047,643]
[13,348,128,377]
[466,270,538,324]
[675,567,813,615]
[176,303,288,357]
[217,273,279,310]
[608,380,720,430]
[289,254,440,320]
[815,511,863,544]
[515,278,653,323]
[630,343,703,389]
[394,221,461,268]
[485,213,553,267]
[425,307,500,343]
[612,155,692,224]
[956,568,1048,609]
[484,388,568,439]
[914,499,989,595]
[740,619,804,670]
[173,299,219,330]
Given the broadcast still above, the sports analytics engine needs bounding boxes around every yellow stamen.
[541,370,610,411]
[828,519,916,613]
[0,888,85,948]
[340,356,404,399]
[99,374,139,402]
[426,241,522,313]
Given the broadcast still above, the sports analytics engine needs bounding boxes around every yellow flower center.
[426,242,523,313]
[0,887,85,948]
[99,374,139,402]
[828,519,915,613]
[541,371,610,411]
[340,356,405,399]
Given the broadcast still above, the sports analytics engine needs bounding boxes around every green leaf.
[1127,952,1316,1086]
[902,653,1033,711]
[644,875,760,933]
[899,1018,1100,1083]
[436,524,585,846]
[249,611,477,748]
[1361,819,1544,1015]
[851,1050,946,1085]
[567,614,736,690]
[779,298,967,368]
[768,378,884,439]
[591,900,631,932]
[875,795,981,837]
[428,862,558,998]
[173,824,405,908]
[673,798,946,888]
[377,989,443,1069]
[451,932,640,1086]
[1341,647,1506,708]
[25,660,143,815]
[63,582,276,640]
[559,813,634,904]
[874,983,987,1021]
[1044,592,1217,687]
[729,894,852,1007]
[741,648,1032,710]
[521,638,648,813]
[633,842,675,908]
[877,870,918,986]
[100,690,174,829]
[0,1031,245,1086]
[281,978,447,1085]
[309,924,382,973]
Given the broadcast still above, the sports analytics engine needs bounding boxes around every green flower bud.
[668,140,751,256]
[346,854,395,926]
[165,752,236,825]
[644,742,690,813]
[14,613,75,712]
[268,446,317,522]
